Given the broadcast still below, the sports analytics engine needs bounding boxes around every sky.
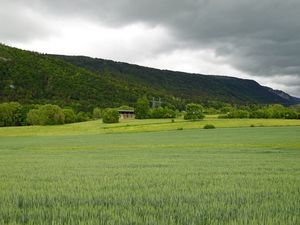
[1,0,300,97]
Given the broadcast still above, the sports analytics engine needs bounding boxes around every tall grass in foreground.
[0,126,299,224]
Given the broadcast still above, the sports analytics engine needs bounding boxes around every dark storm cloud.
[33,0,300,73]
[1,0,300,95]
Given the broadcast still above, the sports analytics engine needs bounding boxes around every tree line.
[218,104,300,119]
[0,102,94,126]
[0,100,299,127]
[0,99,205,126]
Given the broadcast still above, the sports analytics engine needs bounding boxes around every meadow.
[0,118,299,224]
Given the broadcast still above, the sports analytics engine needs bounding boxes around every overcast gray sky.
[1,0,300,97]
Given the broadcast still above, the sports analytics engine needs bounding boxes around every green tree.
[135,97,150,119]
[76,112,90,122]
[295,104,300,113]
[63,108,76,124]
[150,107,176,118]
[18,104,39,126]
[27,104,65,125]
[0,102,22,126]
[268,104,286,118]
[39,104,65,125]
[93,107,103,119]
[284,108,298,119]
[102,108,119,123]
[26,109,42,125]
[250,109,270,118]
[184,103,205,120]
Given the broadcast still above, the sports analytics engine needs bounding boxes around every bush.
[27,104,65,125]
[76,112,90,122]
[268,104,286,118]
[150,107,176,118]
[250,109,271,118]
[284,109,298,119]
[0,102,22,126]
[63,109,76,124]
[26,109,42,125]
[295,104,300,113]
[203,124,215,129]
[184,103,205,120]
[92,107,103,119]
[102,108,120,123]
[18,104,40,126]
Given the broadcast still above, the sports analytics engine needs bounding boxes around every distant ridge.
[267,88,300,105]
[0,43,298,111]
[54,54,299,105]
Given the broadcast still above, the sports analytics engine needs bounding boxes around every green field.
[1,116,300,137]
[0,119,300,224]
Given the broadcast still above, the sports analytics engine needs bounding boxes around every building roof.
[118,109,135,113]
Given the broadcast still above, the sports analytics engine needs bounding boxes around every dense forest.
[55,55,300,106]
[0,44,299,112]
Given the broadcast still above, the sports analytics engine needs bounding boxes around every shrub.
[150,107,176,118]
[203,124,215,129]
[0,102,22,126]
[39,105,65,125]
[284,109,298,119]
[76,112,90,122]
[27,104,65,125]
[295,104,300,113]
[250,109,271,118]
[92,107,103,119]
[26,109,42,125]
[150,107,164,119]
[63,109,76,124]
[18,104,39,126]
[102,108,120,123]
[184,103,205,120]
[268,104,286,118]
[163,108,176,118]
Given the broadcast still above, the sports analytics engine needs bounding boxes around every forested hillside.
[0,44,170,111]
[0,44,299,111]
[54,55,300,105]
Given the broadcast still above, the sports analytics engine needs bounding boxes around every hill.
[51,55,300,106]
[0,44,298,111]
[0,44,168,111]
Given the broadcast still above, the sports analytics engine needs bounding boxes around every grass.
[0,119,300,224]
[0,117,299,137]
